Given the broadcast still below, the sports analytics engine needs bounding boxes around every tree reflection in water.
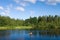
[39,30,60,36]
[29,30,60,38]
[0,30,60,40]
[0,30,10,40]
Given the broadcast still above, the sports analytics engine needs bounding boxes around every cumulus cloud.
[14,0,60,6]
[20,2,28,7]
[1,12,6,15]
[46,0,57,5]
[39,0,60,5]
[16,7,25,12]
[14,0,37,4]
[0,9,10,15]
[1,9,10,16]
[0,5,11,16]
[14,0,37,7]
[23,0,37,4]
[0,6,4,10]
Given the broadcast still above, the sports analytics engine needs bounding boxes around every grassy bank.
[0,26,32,30]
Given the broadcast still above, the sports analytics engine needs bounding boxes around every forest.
[0,15,60,30]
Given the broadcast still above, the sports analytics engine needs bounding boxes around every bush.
[47,23,55,29]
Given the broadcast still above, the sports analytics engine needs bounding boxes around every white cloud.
[0,10,10,16]
[16,7,25,12]
[13,0,60,6]
[46,0,57,5]
[0,12,9,16]
[39,0,60,5]
[1,12,6,15]
[56,0,60,2]
[4,6,10,15]
[30,10,35,16]
[4,9,10,15]
[0,6,10,16]
[46,2,57,5]
[14,0,37,7]
[39,0,45,2]
[20,2,28,7]
[0,6,4,10]
[14,0,28,7]
[14,0,20,3]
[23,0,37,4]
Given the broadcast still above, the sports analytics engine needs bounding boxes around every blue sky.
[0,0,60,19]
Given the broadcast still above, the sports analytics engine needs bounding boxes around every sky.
[0,0,60,19]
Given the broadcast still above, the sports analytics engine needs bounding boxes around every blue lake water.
[0,30,60,40]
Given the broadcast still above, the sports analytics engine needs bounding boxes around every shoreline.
[0,26,32,30]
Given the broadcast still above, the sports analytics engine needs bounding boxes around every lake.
[0,30,60,40]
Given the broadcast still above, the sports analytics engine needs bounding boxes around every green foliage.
[0,15,60,30]
[0,15,24,27]
[46,23,55,29]
[24,15,60,30]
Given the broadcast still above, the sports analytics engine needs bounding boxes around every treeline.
[24,15,60,30]
[0,15,60,30]
[0,15,24,26]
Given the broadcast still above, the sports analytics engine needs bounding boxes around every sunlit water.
[0,30,60,40]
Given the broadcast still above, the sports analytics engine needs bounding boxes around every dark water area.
[0,30,60,40]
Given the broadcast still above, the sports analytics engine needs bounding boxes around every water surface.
[0,30,60,40]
